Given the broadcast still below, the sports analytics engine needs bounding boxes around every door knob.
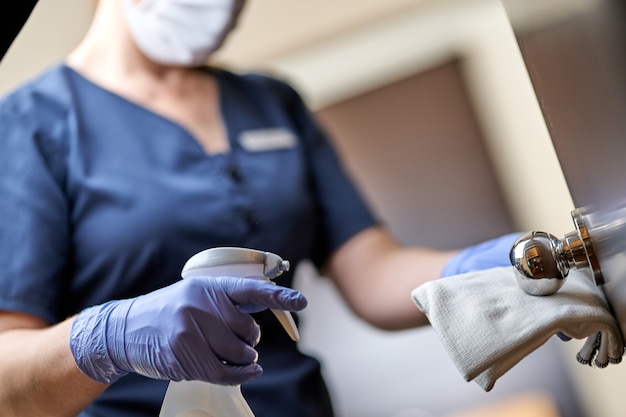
[510,209,604,295]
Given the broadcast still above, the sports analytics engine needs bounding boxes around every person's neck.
[67,0,189,93]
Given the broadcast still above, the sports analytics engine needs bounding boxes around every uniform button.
[242,210,258,230]
[226,165,243,183]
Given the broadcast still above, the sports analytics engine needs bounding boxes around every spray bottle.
[158,247,300,417]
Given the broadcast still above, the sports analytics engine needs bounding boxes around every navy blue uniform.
[0,64,377,417]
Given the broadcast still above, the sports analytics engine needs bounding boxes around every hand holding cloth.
[412,266,624,391]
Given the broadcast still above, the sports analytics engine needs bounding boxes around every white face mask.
[120,0,245,67]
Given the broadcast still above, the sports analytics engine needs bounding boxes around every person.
[0,0,519,416]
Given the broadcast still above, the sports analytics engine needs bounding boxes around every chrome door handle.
[510,209,603,296]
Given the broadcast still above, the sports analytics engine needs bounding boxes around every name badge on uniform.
[238,128,298,152]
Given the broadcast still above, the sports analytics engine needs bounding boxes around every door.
[500,0,626,333]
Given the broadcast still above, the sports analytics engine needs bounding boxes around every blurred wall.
[0,0,92,93]
[300,55,584,417]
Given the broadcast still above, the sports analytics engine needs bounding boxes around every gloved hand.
[69,276,307,385]
[577,331,623,368]
[440,232,521,278]
[412,266,624,391]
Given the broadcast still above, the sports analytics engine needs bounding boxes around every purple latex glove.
[69,276,307,385]
[440,232,522,278]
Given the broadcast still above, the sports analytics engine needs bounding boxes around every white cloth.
[411,266,625,391]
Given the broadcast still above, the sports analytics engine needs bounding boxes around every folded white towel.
[411,266,624,391]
